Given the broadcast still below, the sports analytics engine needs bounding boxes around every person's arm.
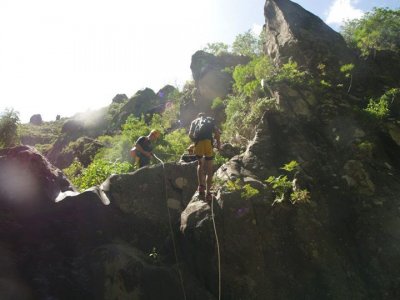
[188,120,195,141]
[214,127,221,150]
[135,138,152,158]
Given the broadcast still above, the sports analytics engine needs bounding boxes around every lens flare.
[0,160,39,203]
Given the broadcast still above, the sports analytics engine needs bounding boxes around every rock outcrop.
[264,0,355,79]
[2,1,400,299]
[29,114,43,125]
[177,1,400,299]
[111,93,128,104]
[180,51,250,126]
[0,146,216,299]
[0,146,75,207]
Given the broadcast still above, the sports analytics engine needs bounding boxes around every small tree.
[0,108,20,148]
[341,8,400,57]
[232,30,260,57]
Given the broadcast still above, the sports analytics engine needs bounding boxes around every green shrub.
[226,178,259,200]
[63,159,84,182]
[265,160,310,205]
[211,97,224,111]
[270,59,308,85]
[290,189,311,204]
[265,175,292,205]
[365,98,388,119]
[233,59,260,97]
[214,152,228,167]
[232,29,262,57]
[223,95,277,145]
[156,128,191,162]
[341,8,400,56]
[0,108,20,148]
[67,158,133,191]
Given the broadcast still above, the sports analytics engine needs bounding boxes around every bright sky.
[0,0,398,123]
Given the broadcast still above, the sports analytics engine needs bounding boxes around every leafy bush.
[66,158,133,191]
[232,29,264,57]
[265,160,311,205]
[364,88,399,120]
[269,59,308,85]
[341,8,400,56]
[290,189,311,204]
[211,97,224,111]
[226,178,260,200]
[365,96,389,119]
[214,152,228,167]
[265,175,292,205]
[156,128,191,162]
[233,59,260,97]
[0,108,20,148]
[223,95,277,145]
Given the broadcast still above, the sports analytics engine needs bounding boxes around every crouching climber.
[189,113,221,202]
[130,129,160,168]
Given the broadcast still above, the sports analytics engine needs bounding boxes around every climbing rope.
[211,194,222,300]
[153,154,187,300]
[154,154,221,300]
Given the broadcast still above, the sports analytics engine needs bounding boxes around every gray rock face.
[264,0,355,78]
[29,114,43,125]
[61,119,84,134]
[0,145,75,216]
[180,51,250,126]
[113,88,161,128]
[0,153,212,299]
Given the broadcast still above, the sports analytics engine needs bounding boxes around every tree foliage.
[232,29,263,57]
[0,108,20,148]
[203,42,229,56]
[341,7,400,56]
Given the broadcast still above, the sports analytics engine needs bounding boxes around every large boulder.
[180,51,250,127]
[264,0,356,79]
[0,145,75,209]
[0,153,215,299]
[113,88,161,127]
[61,119,84,134]
[29,114,43,125]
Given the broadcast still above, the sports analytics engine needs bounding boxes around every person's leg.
[194,141,206,195]
[197,158,205,194]
[203,139,215,199]
[137,153,149,168]
[205,158,214,195]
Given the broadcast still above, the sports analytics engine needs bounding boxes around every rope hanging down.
[153,154,187,300]
[211,194,222,300]
[153,154,221,300]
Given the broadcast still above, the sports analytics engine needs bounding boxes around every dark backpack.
[193,117,215,141]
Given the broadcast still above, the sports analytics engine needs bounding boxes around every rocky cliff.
[1,0,400,299]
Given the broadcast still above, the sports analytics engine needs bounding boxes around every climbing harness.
[210,194,222,300]
[153,154,187,300]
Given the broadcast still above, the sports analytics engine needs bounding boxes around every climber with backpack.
[189,113,221,202]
